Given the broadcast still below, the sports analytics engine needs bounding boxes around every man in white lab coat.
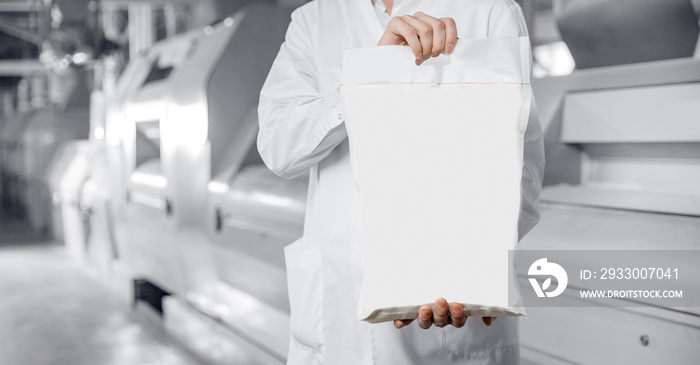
[258,0,545,364]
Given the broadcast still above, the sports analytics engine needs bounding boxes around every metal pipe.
[693,0,700,57]
[0,61,47,76]
[17,79,31,112]
[0,14,43,45]
[163,3,177,38]
[2,91,14,118]
[0,2,40,12]
[127,3,154,59]
[101,0,191,11]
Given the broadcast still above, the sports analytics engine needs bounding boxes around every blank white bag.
[342,37,531,323]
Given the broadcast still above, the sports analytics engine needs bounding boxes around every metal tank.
[518,2,700,363]
[18,107,90,234]
[0,73,90,235]
[0,110,33,215]
[0,91,13,200]
[1,79,32,215]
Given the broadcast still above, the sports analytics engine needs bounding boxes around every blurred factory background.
[0,0,698,364]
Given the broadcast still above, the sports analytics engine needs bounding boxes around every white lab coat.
[258,1,545,364]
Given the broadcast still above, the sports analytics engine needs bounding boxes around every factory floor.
[0,212,202,365]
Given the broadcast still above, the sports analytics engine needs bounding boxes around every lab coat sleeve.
[258,6,347,179]
[489,0,545,239]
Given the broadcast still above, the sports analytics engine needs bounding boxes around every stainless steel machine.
[518,1,700,363]
[112,27,199,296]
[57,1,700,363]
[100,4,303,363]
[162,6,304,363]
[520,58,700,365]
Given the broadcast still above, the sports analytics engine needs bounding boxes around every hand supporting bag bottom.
[342,37,531,323]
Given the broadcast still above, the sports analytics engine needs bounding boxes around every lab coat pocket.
[285,239,324,356]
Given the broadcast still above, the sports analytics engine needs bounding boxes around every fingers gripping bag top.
[342,37,532,323]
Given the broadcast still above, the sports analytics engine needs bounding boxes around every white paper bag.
[342,37,531,323]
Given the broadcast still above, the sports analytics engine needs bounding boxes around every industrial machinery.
[111,26,198,297]
[0,73,90,237]
[1,79,32,214]
[43,0,698,363]
[0,109,33,215]
[161,5,304,363]
[96,4,303,363]
[78,159,117,278]
[518,1,700,363]
[200,160,306,363]
[18,107,90,233]
[520,60,700,365]
[45,140,93,257]
[47,87,110,259]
